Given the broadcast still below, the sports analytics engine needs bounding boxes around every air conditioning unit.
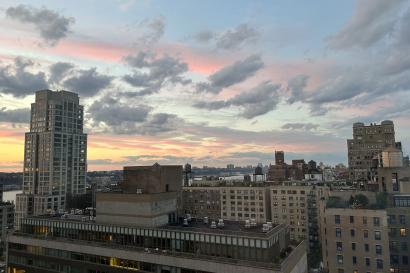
[262,224,269,232]
[217,219,224,228]
[210,221,217,229]
[245,219,251,228]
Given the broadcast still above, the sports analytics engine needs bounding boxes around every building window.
[373,217,380,226]
[364,230,368,238]
[376,259,383,269]
[365,257,370,266]
[336,228,342,238]
[400,228,407,237]
[365,244,369,252]
[399,215,406,224]
[375,245,382,254]
[391,255,399,265]
[337,255,343,264]
[363,216,367,225]
[374,231,381,240]
[350,229,355,237]
[335,215,341,224]
[351,242,356,251]
[401,242,408,251]
[403,256,409,265]
[390,241,398,252]
[350,216,354,223]
[388,215,396,224]
[336,242,342,251]
[352,256,357,265]
[389,228,397,237]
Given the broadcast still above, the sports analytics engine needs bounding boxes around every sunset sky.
[1,0,410,171]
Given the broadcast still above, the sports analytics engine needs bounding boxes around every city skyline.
[1,0,410,171]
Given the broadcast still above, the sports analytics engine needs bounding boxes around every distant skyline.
[1,0,410,171]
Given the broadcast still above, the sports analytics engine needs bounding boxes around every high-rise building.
[347,121,396,186]
[15,90,87,227]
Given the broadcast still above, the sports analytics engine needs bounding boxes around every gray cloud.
[0,57,113,98]
[194,81,281,119]
[89,96,151,127]
[0,107,30,123]
[6,5,75,46]
[282,123,319,131]
[49,62,74,83]
[287,74,309,104]
[0,57,48,97]
[327,0,405,49]
[193,30,214,43]
[217,24,258,50]
[193,24,258,50]
[135,113,182,135]
[123,51,190,95]
[87,95,181,135]
[62,68,113,97]
[134,16,165,47]
[196,55,264,94]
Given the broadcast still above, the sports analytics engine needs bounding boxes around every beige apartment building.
[181,185,270,223]
[221,186,269,223]
[270,185,328,244]
[320,206,390,273]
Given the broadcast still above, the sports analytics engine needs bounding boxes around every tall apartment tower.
[347,121,396,185]
[15,90,87,226]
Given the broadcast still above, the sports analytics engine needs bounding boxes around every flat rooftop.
[26,215,281,238]
[163,219,280,238]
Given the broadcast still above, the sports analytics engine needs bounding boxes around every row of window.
[335,228,382,240]
[336,242,383,254]
[335,215,381,226]
[336,255,383,269]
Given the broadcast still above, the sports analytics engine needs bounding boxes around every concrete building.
[221,186,269,223]
[321,206,390,273]
[347,121,396,186]
[181,187,221,220]
[270,185,328,249]
[121,164,182,194]
[7,165,308,273]
[8,216,307,273]
[97,164,182,227]
[15,90,87,227]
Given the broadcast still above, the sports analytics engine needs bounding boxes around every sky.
[1,0,410,171]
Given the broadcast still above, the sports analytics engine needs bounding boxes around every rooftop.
[26,214,281,238]
[163,219,281,238]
